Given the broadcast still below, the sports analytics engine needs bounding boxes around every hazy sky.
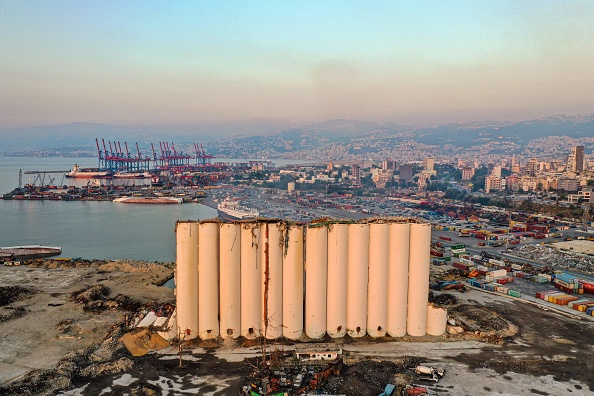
[1,1,593,128]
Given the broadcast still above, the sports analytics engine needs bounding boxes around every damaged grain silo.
[174,218,445,341]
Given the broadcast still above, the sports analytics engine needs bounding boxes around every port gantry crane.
[95,138,150,173]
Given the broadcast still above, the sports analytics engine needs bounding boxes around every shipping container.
[496,286,509,294]
[508,290,521,297]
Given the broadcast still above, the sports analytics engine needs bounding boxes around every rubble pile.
[327,359,418,396]
[0,285,33,306]
[0,286,34,322]
[0,306,27,322]
[449,304,517,342]
[69,285,141,313]
[1,320,131,396]
[429,291,459,306]
[510,244,594,274]
[24,258,174,284]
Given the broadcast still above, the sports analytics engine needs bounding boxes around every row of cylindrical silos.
[175,219,442,341]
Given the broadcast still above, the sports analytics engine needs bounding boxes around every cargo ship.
[113,171,153,179]
[217,198,259,221]
[1,245,62,261]
[113,196,183,204]
[65,164,112,179]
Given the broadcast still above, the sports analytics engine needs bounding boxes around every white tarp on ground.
[137,311,158,328]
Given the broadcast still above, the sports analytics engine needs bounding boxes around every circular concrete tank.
[241,222,262,339]
[198,222,220,340]
[175,222,199,339]
[261,222,283,339]
[282,225,304,340]
[346,223,369,338]
[327,223,348,338]
[367,223,389,337]
[219,223,241,339]
[426,304,447,336]
[386,222,410,337]
[305,225,328,339]
[406,223,431,337]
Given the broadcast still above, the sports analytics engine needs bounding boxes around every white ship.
[65,164,112,178]
[217,198,259,221]
[113,196,183,204]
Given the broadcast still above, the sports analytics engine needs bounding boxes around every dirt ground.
[0,260,174,389]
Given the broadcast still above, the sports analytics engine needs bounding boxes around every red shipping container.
[453,262,470,271]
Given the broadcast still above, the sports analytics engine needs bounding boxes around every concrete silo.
[406,223,431,336]
[282,225,304,340]
[241,222,262,339]
[219,223,241,339]
[326,223,348,338]
[386,222,410,337]
[426,304,447,336]
[261,222,283,339]
[175,221,199,339]
[367,222,389,337]
[346,223,369,337]
[198,222,220,340]
[305,225,328,339]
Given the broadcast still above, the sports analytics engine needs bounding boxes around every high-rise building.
[485,175,504,193]
[351,164,361,185]
[511,156,518,167]
[492,165,501,178]
[424,157,434,172]
[382,158,394,171]
[568,146,585,172]
[506,174,520,192]
[461,167,475,181]
[399,164,413,181]
[524,158,538,177]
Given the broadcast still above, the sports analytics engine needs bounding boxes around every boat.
[113,171,153,179]
[1,245,62,261]
[113,196,183,204]
[65,164,112,179]
[217,198,260,221]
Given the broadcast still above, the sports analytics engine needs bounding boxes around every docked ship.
[0,245,62,261]
[113,171,153,179]
[65,164,112,179]
[217,198,260,221]
[113,196,183,204]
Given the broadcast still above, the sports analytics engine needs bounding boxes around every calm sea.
[0,156,308,261]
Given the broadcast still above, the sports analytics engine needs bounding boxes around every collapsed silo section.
[175,221,199,339]
[198,222,220,340]
[282,225,304,340]
[407,222,431,336]
[305,224,328,339]
[426,304,447,336]
[241,222,262,339]
[346,223,370,337]
[367,222,389,337]
[219,223,241,339]
[261,222,284,339]
[386,222,410,337]
[326,223,348,338]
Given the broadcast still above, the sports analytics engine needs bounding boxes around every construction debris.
[510,244,594,274]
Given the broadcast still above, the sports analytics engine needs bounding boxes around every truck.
[413,365,445,382]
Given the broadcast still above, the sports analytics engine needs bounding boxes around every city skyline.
[2,1,594,129]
